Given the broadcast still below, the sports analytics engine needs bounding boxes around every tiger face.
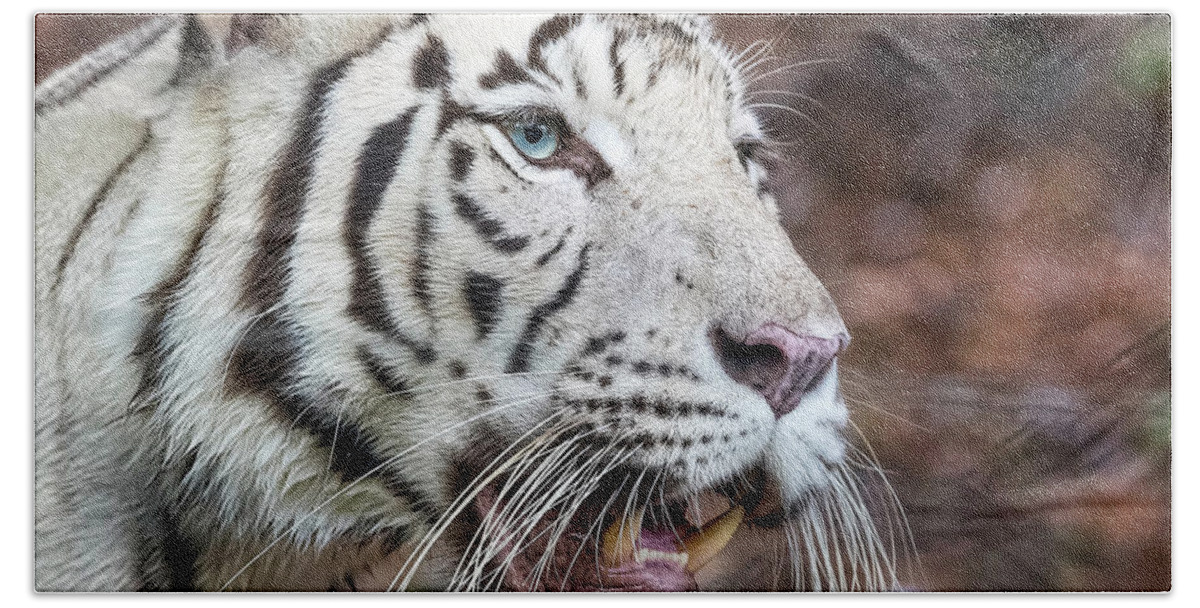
[331,14,856,591]
[36,13,890,592]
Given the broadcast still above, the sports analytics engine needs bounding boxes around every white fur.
[36,14,870,591]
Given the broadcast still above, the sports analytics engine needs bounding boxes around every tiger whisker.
[518,438,606,587]
[746,102,819,128]
[466,426,585,589]
[526,439,634,590]
[470,427,618,591]
[730,38,772,70]
[746,88,827,112]
[843,421,922,586]
[747,57,840,84]
[415,417,574,589]
[218,393,554,590]
[391,411,582,591]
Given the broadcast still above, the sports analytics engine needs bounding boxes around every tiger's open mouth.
[463,467,785,592]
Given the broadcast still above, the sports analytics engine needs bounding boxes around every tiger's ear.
[187,14,394,72]
[192,14,281,62]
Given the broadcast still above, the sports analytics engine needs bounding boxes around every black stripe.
[506,243,591,373]
[435,95,470,138]
[609,29,627,98]
[528,15,580,76]
[229,53,350,393]
[357,345,411,395]
[227,33,435,518]
[35,16,174,115]
[238,21,395,310]
[227,329,432,518]
[411,204,435,321]
[535,233,568,267]
[463,272,505,340]
[51,127,152,293]
[572,63,587,100]
[412,35,450,89]
[452,193,530,253]
[646,58,662,90]
[128,155,223,587]
[158,507,199,591]
[345,108,418,334]
[132,170,224,404]
[478,50,534,89]
[488,148,534,185]
[271,387,433,520]
[449,141,475,182]
[224,315,299,398]
[241,56,351,309]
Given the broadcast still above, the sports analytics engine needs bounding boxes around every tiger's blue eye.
[507,121,559,160]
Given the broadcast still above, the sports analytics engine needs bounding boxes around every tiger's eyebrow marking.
[479,50,536,89]
[412,34,449,89]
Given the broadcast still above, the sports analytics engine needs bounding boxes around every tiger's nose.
[711,324,847,419]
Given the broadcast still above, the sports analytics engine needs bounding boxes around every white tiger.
[35,13,899,591]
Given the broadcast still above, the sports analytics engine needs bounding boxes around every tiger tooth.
[680,505,745,573]
[601,507,645,567]
[635,548,690,569]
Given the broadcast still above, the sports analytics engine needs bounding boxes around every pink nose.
[711,324,846,419]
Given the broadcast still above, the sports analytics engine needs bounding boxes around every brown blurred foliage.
[715,14,1170,591]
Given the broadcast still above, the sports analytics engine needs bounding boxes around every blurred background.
[714,14,1171,591]
[37,13,1171,592]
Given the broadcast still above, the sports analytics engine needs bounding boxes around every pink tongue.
[636,526,683,553]
[595,525,697,592]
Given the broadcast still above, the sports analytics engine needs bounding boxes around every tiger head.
[141,13,890,591]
